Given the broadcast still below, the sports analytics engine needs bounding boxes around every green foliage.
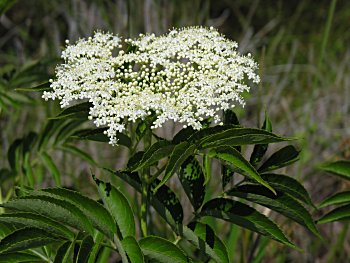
[317,160,350,223]
[0,110,321,262]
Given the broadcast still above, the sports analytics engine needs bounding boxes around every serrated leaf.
[200,128,292,149]
[0,252,43,262]
[0,212,74,240]
[200,198,296,248]
[121,236,144,263]
[181,222,229,263]
[250,115,272,165]
[227,185,321,238]
[94,178,135,238]
[50,102,91,120]
[54,119,85,144]
[208,146,275,195]
[154,142,196,192]
[59,145,96,165]
[2,196,94,235]
[139,236,189,263]
[76,235,94,263]
[319,160,350,180]
[317,204,350,224]
[179,156,205,211]
[87,232,104,263]
[318,191,350,208]
[258,145,300,173]
[54,241,74,263]
[30,188,116,239]
[260,173,313,206]
[40,152,61,186]
[0,227,60,253]
[133,140,174,171]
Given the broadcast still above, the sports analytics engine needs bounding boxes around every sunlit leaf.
[94,177,135,238]
[0,227,61,253]
[317,204,350,224]
[319,160,350,180]
[318,191,350,208]
[208,146,275,194]
[139,236,189,263]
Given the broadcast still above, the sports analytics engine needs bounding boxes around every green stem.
[140,130,152,237]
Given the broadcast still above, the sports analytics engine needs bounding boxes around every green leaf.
[7,138,22,171]
[208,146,275,194]
[258,145,300,173]
[150,179,184,226]
[319,160,350,180]
[2,196,94,235]
[221,165,233,190]
[133,140,174,171]
[260,173,314,206]
[188,125,236,144]
[173,127,196,144]
[54,119,85,144]
[199,128,292,149]
[59,144,96,165]
[182,222,229,263]
[154,142,197,192]
[179,156,205,211]
[136,115,157,141]
[0,227,60,253]
[121,236,144,263]
[223,110,240,126]
[127,151,145,170]
[87,232,104,263]
[227,185,321,238]
[0,212,74,240]
[38,119,65,151]
[40,152,61,186]
[54,241,74,263]
[318,191,350,208]
[30,188,117,239]
[139,236,189,263]
[0,0,17,16]
[317,204,350,224]
[108,169,183,227]
[71,128,132,147]
[200,198,296,248]
[76,235,94,263]
[16,81,52,92]
[50,102,91,120]
[94,177,135,238]
[250,115,272,166]
[0,252,43,262]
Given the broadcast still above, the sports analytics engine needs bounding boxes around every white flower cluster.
[43,27,260,145]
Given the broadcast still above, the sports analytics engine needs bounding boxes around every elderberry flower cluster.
[43,27,260,145]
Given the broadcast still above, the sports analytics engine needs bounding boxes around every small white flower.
[43,27,260,145]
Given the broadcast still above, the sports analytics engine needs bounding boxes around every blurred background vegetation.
[0,0,349,262]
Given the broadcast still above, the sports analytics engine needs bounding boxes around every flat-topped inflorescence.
[43,27,260,145]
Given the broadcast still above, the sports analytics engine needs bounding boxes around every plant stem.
[141,130,152,237]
